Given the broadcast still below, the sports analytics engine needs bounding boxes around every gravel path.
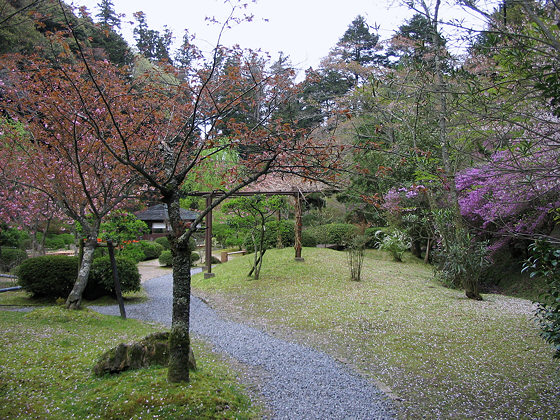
[91,273,395,420]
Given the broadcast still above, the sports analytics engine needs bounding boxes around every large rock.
[93,331,196,376]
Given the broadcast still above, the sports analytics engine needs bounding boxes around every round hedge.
[159,250,172,267]
[138,241,164,260]
[301,230,318,247]
[1,247,28,272]
[154,236,170,250]
[118,244,145,263]
[158,250,202,267]
[17,255,79,298]
[85,256,140,299]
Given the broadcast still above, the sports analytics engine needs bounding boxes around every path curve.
[91,273,395,420]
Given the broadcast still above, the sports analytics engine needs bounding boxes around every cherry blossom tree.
[0,49,142,309]
[38,0,341,383]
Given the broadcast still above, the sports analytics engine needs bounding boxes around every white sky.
[74,0,489,74]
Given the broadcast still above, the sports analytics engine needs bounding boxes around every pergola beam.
[195,189,316,275]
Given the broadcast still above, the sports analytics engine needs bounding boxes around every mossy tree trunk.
[165,192,195,383]
[66,236,97,309]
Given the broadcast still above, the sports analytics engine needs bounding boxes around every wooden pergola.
[188,174,331,278]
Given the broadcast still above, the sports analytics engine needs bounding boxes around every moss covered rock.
[93,331,196,376]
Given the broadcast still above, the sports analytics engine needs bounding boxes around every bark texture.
[66,237,97,309]
[166,194,194,383]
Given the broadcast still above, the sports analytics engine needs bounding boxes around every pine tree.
[96,0,120,29]
[133,11,172,63]
[333,15,379,84]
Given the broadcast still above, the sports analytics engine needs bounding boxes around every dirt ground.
[137,259,172,283]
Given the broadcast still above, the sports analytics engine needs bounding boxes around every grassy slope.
[192,247,560,419]
[0,307,259,419]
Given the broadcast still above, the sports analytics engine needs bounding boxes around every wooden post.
[107,240,126,319]
[294,193,304,261]
[205,194,215,278]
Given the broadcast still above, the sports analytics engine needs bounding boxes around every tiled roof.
[135,204,199,221]
[240,174,333,194]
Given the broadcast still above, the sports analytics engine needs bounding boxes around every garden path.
[91,267,395,420]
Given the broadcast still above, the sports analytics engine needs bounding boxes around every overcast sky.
[74,0,488,74]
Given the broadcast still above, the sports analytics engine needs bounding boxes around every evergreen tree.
[332,15,379,84]
[133,11,173,63]
[388,13,446,67]
[175,29,197,69]
[96,0,120,29]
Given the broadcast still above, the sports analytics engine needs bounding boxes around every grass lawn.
[192,247,560,419]
[0,306,260,419]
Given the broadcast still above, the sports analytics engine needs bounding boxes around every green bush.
[158,250,200,267]
[311,223,357,246]
[41,233,74,250]
[118,243,145,263]
[364,227,389,249]
[59,233,75,246]
[266,220,295,248]
[432,210,488,300]
[138,241,164,260]
[214,223,245,249]
[44,235,66,250]
[0,247,28,272]
[0,227,30,249]
[17,255,79,298]
[86,256,140,299]
[244,220,296,253]
[377,230,411,262]
[523,241,560,358]
[301,230,318,247]
[154,236,170,250]
[159,250,172,267]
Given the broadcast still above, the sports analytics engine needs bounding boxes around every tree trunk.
[65,237,97,309]
[166,194,194,383]
[411,239,422,258]
[429,1,481,301]
[40,218,51,255]
[255,219,266,279]
[248,249,266,278]
[424,237,431,264]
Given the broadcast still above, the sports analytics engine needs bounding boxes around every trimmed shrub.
[86,256,140,299]
[138,241,164,260]
[243,220,295,253]
[301,230,318,247]
[325,223,358,245]
[159,250,172,267]
[17,255,79,298]
[0,247,28,272]
[0,227,30,249]
[119,244,145,263]
[266,220,295,248]
[154,236,170,250]
[42,233,74,250]
[311,223,357,246]
[158,250,200,267]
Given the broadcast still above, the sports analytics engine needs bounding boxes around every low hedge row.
[17,254,140,300]
[303,223,358,247]
[158,250,200,267]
